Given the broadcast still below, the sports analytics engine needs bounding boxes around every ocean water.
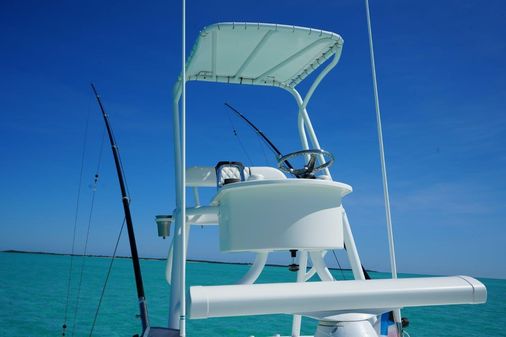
[0,252,504,337]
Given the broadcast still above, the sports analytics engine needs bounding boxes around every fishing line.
[70,127,107,337]
[255,133,270,164]
[88,217,126,337]
[62,91,93,337]
[225,106,254,166]
[70,175,99,337]
[331,250,347,280]
[94,128,107,182]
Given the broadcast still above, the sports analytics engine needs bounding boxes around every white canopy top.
[183,22,344,88]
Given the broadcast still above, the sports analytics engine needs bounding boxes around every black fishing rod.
[91,83,149,333]
[224,102,294,170]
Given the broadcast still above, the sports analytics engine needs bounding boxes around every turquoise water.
[0,252,504,337]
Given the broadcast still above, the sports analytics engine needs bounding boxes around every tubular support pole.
[291,251,308,337]
[301,53,340,110]
[237,252,268,285]
[342,210,366,281]
[285,53,339,177]
[169,85,182,329]
[287,88,331,177]
[364,0,401,327]
[309,251,334,281]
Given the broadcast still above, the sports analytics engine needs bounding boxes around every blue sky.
[0,0,505,279]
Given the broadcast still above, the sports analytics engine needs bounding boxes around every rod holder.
[155,215,173,239]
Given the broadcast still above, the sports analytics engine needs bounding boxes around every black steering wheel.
[277,149,334,178]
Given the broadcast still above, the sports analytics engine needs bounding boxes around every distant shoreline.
[1,249,366,272]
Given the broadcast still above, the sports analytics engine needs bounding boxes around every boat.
[158,17,487,337]
[86,4,488,337]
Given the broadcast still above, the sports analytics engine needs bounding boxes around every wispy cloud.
[392,181,496,217]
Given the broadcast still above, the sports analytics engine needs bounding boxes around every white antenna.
[180,0,187,336]
[364,0,402,332]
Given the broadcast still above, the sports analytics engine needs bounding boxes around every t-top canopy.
[183,22,344,88]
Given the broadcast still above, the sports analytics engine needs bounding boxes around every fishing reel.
[277,149,334,178]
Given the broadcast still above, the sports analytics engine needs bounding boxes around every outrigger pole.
[91,83,149,334]
[364,0,402,333]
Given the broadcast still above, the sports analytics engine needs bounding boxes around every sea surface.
[0,251,504,337]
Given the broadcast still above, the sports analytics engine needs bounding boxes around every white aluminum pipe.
[309,251,334,281]
[304,265,317,281]
[236,252,269,285]
[291,251,308,337]
[165,222,191,286]
[342,211,366,280]
[288,88,331,178]
[189,276,486,319]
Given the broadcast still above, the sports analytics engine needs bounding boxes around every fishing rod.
[224,102,294,170]
[91,83,149,334]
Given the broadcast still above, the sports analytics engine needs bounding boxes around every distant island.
[1,249,370,272]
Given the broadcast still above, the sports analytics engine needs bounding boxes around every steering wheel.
[277,149,334,178]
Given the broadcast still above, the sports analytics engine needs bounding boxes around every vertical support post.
[192,187,200,207]
[291,251,308,337]
[165,235,174,284]
[169,87,181,328]
[168,217,182,328]
[169,0,188,333]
